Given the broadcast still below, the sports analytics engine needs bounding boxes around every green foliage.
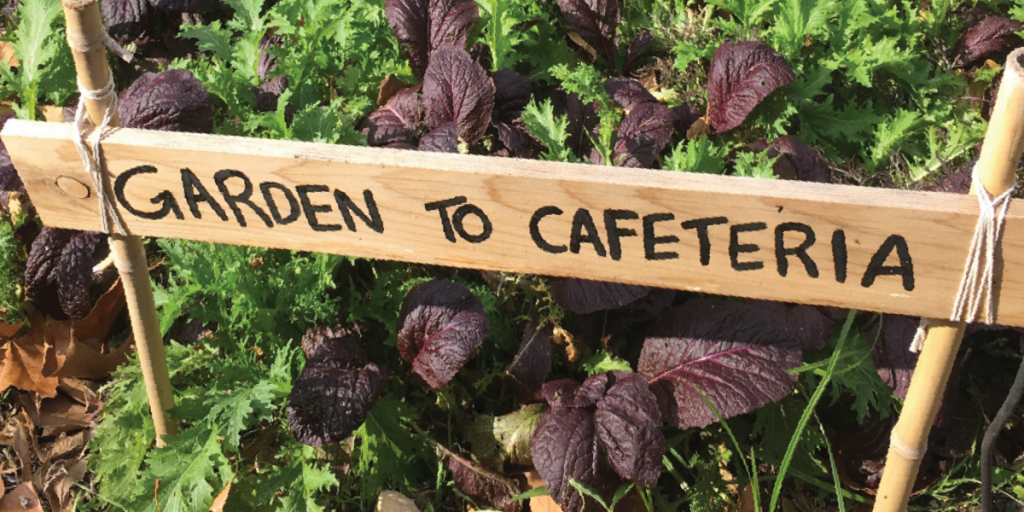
[475,0,532,71]
[550,63,621,165]
[664,137,730,174]
[181,0,401,137]
[521,98,576,162]
[0,0,74,120]
[0,212,27,323]
[154,240,345,351]
[350,395,431,503]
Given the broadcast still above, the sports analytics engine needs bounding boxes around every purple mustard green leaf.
[959,16,1023,66]
[506,323,553,399]
[494,120,542,159]
[612,101,674,168]
[556,0,620,66]
[423,46,495,145]
[530,406,607,512]
[286,336,388,446]
[624,30,653,72]
[25,228,101,321]
[444,449,523,512]
[769,136,833,183]
[418,121,459,152]
[604,77,656,110]
[670,103,701,134]
[595,372,664,488]
[101,0,156,43]
[550,278,652,315]
[386,0,430,78]
[258,34,284,80]
[396,280,489,388]
[428,0,478,54]
[707,41,794,133]
[639,298,804,429]
[250,75,289,113]
[868,314,919,400]
[540,375,608,409]
[119,70,213,133]
[492,69,532,122]
[565,93,600,161]
[366,86,423,147]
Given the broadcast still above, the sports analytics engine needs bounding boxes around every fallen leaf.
[0,317,58,397]
[12,414,36,486]
[0,41,16,68]
[524,471,562,512]
[209,480,232,512]
[41,106,65,123]
[0,483,43,512]
[375,490,420,512]
[42,430,91,463]
[43,458,87,512]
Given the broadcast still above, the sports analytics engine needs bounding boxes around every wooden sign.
[6,119,1024,326]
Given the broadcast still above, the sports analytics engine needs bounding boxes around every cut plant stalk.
[872,46,1024,512]
[61,0,178,445]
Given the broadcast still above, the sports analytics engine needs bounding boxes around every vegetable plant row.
[0,0,1022,511]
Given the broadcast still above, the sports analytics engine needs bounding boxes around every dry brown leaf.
[0,317,59,397]
[57,378,98,407]
[40,106,65,123]
[36,395,95,437]
[0,322,24,338]
[42,431,91,463]
[378,75,410,106]
[12,415,36,487]
[0,483,43,512]
[524,470,562,512]
[43,458,87,512]
[209,480,233,512]
[0,40,16,68]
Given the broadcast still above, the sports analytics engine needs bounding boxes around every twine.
[910,166,1016,353]
[889,432,926,460]
[66,31,134,63]
[73,69,128,236]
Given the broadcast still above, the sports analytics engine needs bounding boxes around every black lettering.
[861,234,915,291]
[644,213,679,261]
[682,217,729,266]
[775,222,818,278]
[334,189,384,233]
[730,222,767,271]
[425,196,468,242]
[260,182,300,225]
[452,204,492,243]
[214,170,273,228]
[297,184,341,232]
[114,166,183,220]
[530,206,567,254]
[832,229,848,283]
[180,168,227,221]
[570,208,606,257]
[604,209,639,261]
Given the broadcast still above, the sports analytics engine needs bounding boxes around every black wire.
[981,353,1024,512]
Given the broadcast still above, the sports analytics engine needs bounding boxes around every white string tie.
[911,166,1016,353]
[66,31,134,63]
[73,69,128,236]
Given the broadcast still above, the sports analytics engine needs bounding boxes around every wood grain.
[6,119,1024,326]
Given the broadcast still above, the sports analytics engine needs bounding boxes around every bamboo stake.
[872,47,1024,512]
[61,0,178,445]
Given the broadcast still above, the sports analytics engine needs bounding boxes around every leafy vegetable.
[639,299,813,429]
[422,46,495,145]
[556,0,619,67]
[531,372,664,512]
[707,41,795,133]
[101,0,155,43]
[958,16,1023,66]
[286,332,388,447]
[24,228,100,321]
[550,278,650,315]
[505,323,552,399]
[119,70,214,133]
[396,280,488,388]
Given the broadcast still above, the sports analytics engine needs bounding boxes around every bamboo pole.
[61,0,178,445]
[872,47,1024,512]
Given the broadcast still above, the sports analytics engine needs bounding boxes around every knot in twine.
[910,166,1016,353]
[73,69,128,236]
